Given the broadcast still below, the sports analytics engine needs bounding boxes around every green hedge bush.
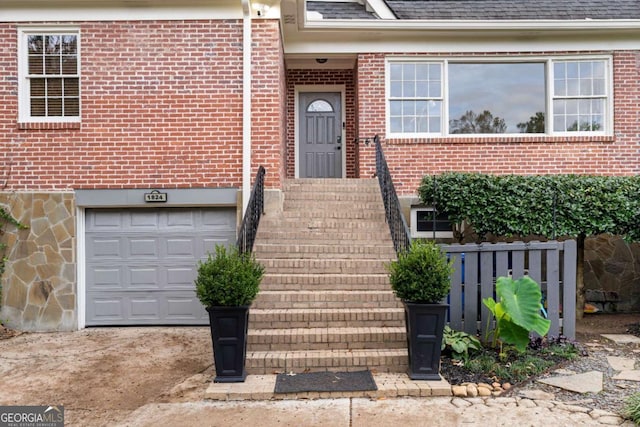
[418,173,640,242]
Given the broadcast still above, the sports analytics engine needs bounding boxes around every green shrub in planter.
[195,244,264,308]
[388,240,453,303]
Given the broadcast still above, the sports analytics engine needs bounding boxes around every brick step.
[258,258,390,274]
[283,178,379,192]
[256,230,393,242]
[249,308,405,328]
[247,326,406,351]
[249,178,401,375]
[279,210,387,220]
[258,217,388,230]
[283,192,382,202]
[283,201,384,211]
[254,243,396,259]
[252,290,402,309]
[246,348,408,374]
[260,273,392,291]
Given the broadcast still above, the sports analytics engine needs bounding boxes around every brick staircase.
[246,178,408,374]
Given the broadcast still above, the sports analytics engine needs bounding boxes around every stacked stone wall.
[585,235,640,312]
[1,192,76,331]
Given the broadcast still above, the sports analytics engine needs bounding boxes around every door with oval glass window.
[299,92,342,178]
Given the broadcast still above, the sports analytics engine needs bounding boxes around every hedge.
[418,173,640,242]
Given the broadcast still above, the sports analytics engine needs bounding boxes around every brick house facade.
[1,0,639,330]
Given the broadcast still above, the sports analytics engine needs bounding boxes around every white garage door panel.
[86,208,236,326]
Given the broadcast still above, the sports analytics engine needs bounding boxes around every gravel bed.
[513,337,639,414]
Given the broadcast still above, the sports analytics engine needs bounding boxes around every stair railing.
[236,166,266,254]
[374,135,411,254]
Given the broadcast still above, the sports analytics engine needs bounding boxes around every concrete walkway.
[118,334,640,426]
[119,396,631,426]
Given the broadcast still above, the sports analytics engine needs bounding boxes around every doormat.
[274,370,377,394]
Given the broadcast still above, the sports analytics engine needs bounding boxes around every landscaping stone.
[465,383,478,397]
[602,334,640,344]
[612,370,640,381]
[537,371,603,394]
[607,356,636,371]
[451,385,467,397]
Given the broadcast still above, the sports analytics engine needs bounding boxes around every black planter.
[206,305,250,383]
[403,302,449,380]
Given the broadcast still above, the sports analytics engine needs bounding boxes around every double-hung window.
[18,28,80,123]
[386,57,611,137]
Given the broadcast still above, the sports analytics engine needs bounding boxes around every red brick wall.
[251,20,285,188]
[1,20,284,190]
[356,52,640,194]
[286,68,357,178]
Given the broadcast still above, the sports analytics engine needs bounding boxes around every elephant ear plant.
[483,276,551,353]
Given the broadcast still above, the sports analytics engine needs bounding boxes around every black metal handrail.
[236,166,266,254]
[374,135,411,254]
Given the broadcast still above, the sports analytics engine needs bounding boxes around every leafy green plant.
[441,326,482,362]
[482,276,551,352]
[195,244,264,307]
[623,392,640,425]
[458,342,576,384]
[387,240,453,303]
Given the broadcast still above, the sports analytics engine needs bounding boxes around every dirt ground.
[0,313,638,427]
[0,327,214,426]
[574,312,640,340]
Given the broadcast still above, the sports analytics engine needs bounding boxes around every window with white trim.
[410,206,453,239]
[386,57,611,137]
[18,28,80,123]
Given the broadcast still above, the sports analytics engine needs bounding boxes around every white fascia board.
[283,23,640,54]
[1,5,242,21]
[284,33,639,54]
[303,18,640,32]
[364,0,396,20]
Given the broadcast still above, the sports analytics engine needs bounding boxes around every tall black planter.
[206,305,250,383]
[403,302,449,380]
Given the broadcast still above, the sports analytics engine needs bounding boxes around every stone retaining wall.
[1,192,76,331]
[584,235,640,312]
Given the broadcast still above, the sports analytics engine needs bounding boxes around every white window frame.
[549,58,611,134]
[386,55,613,138]
[17,26,81,124]
[410,206,454,239]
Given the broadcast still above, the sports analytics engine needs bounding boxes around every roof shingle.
[385,0,640,20]
[307,1,379,19]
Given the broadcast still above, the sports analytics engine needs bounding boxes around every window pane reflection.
[449,63,546,134]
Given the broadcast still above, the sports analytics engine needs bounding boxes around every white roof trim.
[303,18,640,31]
[365,0,395,20]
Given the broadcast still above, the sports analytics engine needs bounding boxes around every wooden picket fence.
[441,240,577,340]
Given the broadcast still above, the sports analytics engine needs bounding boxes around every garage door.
[85,208,236,326]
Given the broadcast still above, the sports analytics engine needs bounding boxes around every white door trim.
[76,207,86,329]
[294,85,346,179]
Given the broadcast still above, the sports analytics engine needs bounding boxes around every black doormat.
[274,370,377,394]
